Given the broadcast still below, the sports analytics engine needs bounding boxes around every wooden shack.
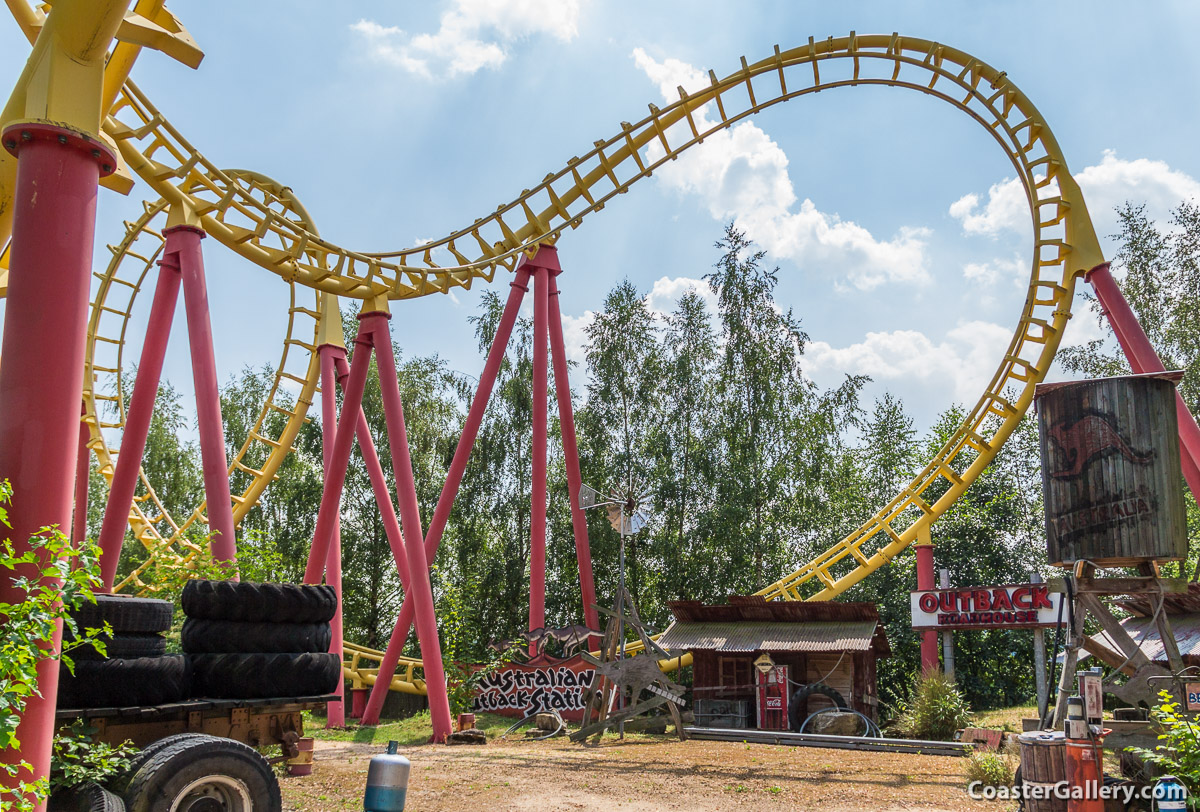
[658,595,890,729]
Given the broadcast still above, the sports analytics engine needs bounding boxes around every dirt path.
[281,737,1001,811]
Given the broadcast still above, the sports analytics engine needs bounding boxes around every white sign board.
[910,583,1063,630]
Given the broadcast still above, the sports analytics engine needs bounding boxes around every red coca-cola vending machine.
[755,660,789,730]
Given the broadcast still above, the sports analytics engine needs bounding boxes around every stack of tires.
[182,579,342,699]
[58,594,189,709]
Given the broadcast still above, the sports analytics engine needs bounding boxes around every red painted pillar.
[915,542,939,674]
[96,260,181,589]
[547,273,600,643]
[0,122,114,808]
[360,269,530,726]
[319,345,346,727]
[72,404,90,549]
[366,311,453,743]
[304,326,373,583]
[350,688,368,720]
[1086,262,1200,496]
[370,313,451,726]
[172,226,237,567]
[530,267,550,652]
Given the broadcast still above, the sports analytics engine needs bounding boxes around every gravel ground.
[281,736,1004,811]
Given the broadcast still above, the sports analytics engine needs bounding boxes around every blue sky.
[3,1,1200,436]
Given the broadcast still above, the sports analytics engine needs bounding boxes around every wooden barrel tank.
[1036,373,1187,568]
[1018,731,1067,812]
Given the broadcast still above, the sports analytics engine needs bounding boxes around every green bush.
[965,751,1014,788]
[50,722,136,794]
[892,672,973,741]
[1128,690,1200,799]
[0,479,110,811]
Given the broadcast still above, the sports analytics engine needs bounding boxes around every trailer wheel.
[110,735,226,797]
[48,781,125,812]
[123,737,280,812]
[182,580,336,624]
[787,683,848,732]
[182,619,332,654]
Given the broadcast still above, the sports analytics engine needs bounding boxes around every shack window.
[718,656,751,692]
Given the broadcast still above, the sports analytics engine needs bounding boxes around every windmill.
[578,480,654,662]
[575,480,685,740]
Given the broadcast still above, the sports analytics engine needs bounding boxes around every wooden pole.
[939,569,955,681]
[1031,571,1048,722]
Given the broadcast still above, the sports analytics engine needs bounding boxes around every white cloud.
[948,179,1030,238]
[1076,150,1200,226]
[352,1,581,79]
[631,49,931,292]
[962,254,1025,283]
[644,275,716,318]
[950,151,1200,239]
[806,320,1013,405]
[559,310,594,368]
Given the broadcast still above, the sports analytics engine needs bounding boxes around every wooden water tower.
[1036,372,1188,568]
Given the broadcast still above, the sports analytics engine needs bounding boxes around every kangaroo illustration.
[1047,412,1154,479]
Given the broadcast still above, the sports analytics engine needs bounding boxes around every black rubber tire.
[122,736,280,812]
[57,655,191,710]
[181,580,336,624]
[67,633,167,661]
[48,781,125,812]
[787,682,849,732]
[190,652,341,699]
[181,618,332,654]
[109,734,226,797]
[71,595,173,635]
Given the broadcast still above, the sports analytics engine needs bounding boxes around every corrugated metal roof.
[1120,582,1200,617]
[1088,612,1200,662]
[657,620,882,654]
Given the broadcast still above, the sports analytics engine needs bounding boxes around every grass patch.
[972,706,1038,734]
[304,711,514,746]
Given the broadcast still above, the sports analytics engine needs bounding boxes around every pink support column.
[530,267,550,652]
[548,274,600,643]
[360,269,530,726]
[0,123,114,810]
[96,260,181,589]
[172,225,237,568]
[319,345,347,727]
[365,312,453,743]
[915,542,939,674]
[72,404,90,549]
[304,326,374,583]
[1086,262,1200,495]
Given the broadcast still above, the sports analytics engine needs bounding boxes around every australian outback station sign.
[910,583,1063,630]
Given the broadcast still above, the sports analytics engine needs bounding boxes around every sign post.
[939,569,955,682]
[1031,572,1049,721]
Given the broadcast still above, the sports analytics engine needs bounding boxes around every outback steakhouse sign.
[910,583,1063,630]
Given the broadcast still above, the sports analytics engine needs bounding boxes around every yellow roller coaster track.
[3,14,1105,693]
